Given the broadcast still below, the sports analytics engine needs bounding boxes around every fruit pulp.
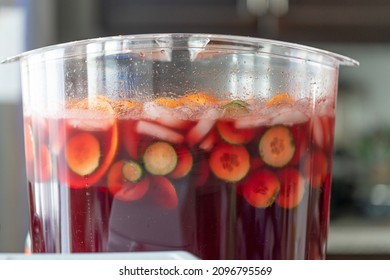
[25,94,335,259]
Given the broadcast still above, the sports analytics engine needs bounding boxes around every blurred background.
[1,0,390,259]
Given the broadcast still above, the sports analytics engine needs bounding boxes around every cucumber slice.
[259,125,295,168]
[122,160,143,183]
[143,141,178,176]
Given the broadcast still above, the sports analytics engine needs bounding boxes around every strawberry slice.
[114,177,150,202]
[276,167,305,208]
[321,116,335,151]
[312,115,334,151]
[216,121,255,144]
[192,153,210,188]
[290,123,310,165]
[312,116,324,149]
[241,169,281,208]
[303,150,328,188]
[249,157,264,173]
[120,119,140,160]
[169,145,193,179]
[108,160,149,202]
[136,121,184,144]
[150,176,178,209]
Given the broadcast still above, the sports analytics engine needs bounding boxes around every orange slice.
[179,92,220,107]
[112,100,142,116]
[266,93,294,106]
[154,97,183,108]
[66,132,101,176]
[60,120,119,189]
[71,95,114,111]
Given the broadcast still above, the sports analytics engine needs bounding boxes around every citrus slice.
[65,132,100,176]
[179,92,220,107]
[266,92,294,106]
[112,100,142,116]
[154,97,183,108]
[60,120,118,188]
